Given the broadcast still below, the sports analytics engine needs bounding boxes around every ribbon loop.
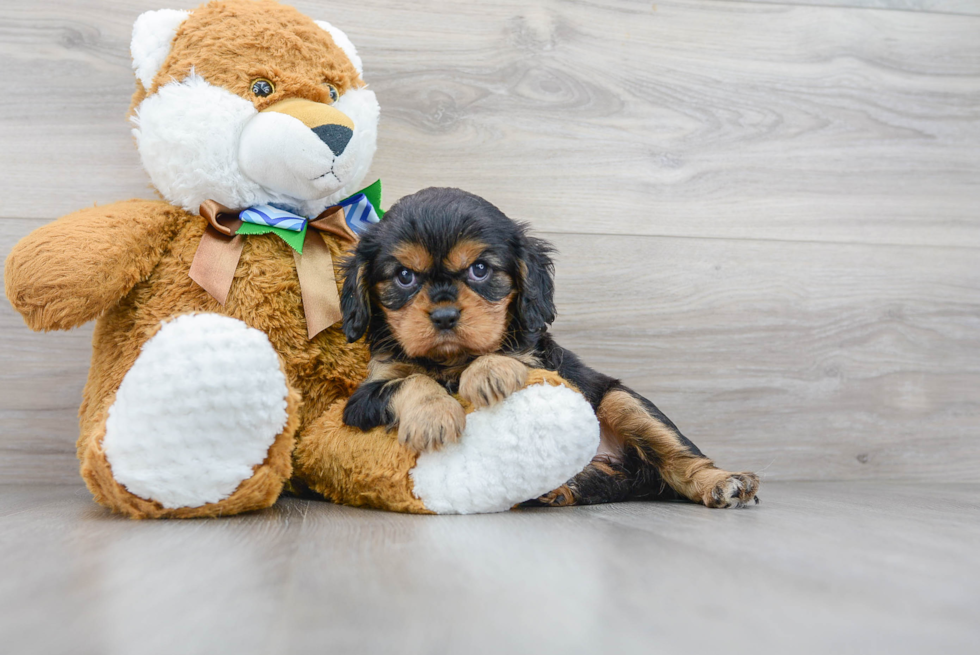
[188,181,382,339]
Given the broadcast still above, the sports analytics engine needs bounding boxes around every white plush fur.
[132,73,379,216]
[315,20,363,75]
[102,314,289,509]
[131,9,189,89]
[411,384,600,514]
[237,86,379,212]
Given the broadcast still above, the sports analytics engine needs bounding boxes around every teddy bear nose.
[312,124,353,156]
[430,307,460,330]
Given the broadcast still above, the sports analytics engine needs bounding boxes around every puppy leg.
[392,374,466,453]
[524,448,681,507]
[598,389,759,508]
[459,354,529,409]
[524,459,634,507]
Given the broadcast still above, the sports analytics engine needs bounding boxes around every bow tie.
[188,180,383,339]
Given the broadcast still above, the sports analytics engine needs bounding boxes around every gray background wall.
[2,0,977,484]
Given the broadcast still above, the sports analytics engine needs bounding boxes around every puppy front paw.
[397,394,466,453]
[459,354,529,409]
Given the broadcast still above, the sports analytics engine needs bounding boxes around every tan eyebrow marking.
[392,242,433,272]
[445,239,488,272]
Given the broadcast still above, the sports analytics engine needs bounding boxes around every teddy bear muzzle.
[238,97,358,200]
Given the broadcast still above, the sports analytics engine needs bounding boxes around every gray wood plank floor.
[1,481,977,654]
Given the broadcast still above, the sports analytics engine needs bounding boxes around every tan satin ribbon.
[188,200,357,339]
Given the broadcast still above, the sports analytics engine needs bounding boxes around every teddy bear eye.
[250,78,275,97]
[324,83,339,103]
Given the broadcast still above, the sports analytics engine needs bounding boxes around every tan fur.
[445,239,486,272]
[535,484,576,507]
[265,97,354,130]
[384,284,513,362]
[597,390,759,508]
[130,0,362,116]
[455,287,513,356]
[459,354,529,409]
[383,290,439,359]
[392,242,433,272]
[391,375,466,452]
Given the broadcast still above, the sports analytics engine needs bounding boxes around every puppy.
[340,187,759,508]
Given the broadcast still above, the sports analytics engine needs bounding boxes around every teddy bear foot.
[96,313,298,515]
[409,381,600,514]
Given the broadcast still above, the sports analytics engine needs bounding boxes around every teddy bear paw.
[102,313,290,509]
[409,382,600,514]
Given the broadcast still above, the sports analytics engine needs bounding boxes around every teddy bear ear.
[314,20,363,76]
[131,9,191,90]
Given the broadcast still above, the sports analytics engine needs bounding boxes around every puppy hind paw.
[459,354,528,409]
[704,472,760,509]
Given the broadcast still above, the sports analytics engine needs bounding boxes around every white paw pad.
[103,314,289,509]
[410,383,600,514]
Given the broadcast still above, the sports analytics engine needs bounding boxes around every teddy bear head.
[130,0,379,217]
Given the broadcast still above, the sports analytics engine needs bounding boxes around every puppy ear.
[341,253,372,343]
[515,233,557,332]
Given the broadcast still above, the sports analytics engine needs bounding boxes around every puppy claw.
[397,394,466,453]
[459,354,529,409]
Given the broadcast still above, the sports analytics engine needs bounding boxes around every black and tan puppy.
[340,187,759,508]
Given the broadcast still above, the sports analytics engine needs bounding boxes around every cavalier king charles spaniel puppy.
[340,187,759,508]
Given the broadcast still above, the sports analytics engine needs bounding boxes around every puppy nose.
[312,124,353,156]
[430,307,460,330]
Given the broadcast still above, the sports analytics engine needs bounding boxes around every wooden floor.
[1,481,977,654]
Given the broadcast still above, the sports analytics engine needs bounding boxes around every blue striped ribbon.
[239,205,308,232]
[338,193,381,235]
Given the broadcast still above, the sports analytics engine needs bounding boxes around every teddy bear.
[3,0,600,518]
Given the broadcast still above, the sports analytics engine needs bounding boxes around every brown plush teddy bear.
[3,0,601,518]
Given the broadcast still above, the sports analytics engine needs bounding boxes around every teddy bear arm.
[4,200,186,331]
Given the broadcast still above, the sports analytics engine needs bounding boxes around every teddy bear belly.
[79,230,367,453]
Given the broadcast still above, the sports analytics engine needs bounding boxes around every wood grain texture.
[1,0,979,246]
[4,225,977,483]
[1,0,978,485]
[736,0,980,16]
[1,482,978,654]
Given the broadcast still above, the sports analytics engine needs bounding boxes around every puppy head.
[342,187,556,361]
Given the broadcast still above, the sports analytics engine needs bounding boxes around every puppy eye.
[324,83,339,103]
[395,268,417,289]
[468,262,491,282]
[251,78,275,97]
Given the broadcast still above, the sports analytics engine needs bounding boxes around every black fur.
[341,378,402,431]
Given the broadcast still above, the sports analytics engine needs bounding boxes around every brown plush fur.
[6,199,368,518]
[130,0,363,116]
